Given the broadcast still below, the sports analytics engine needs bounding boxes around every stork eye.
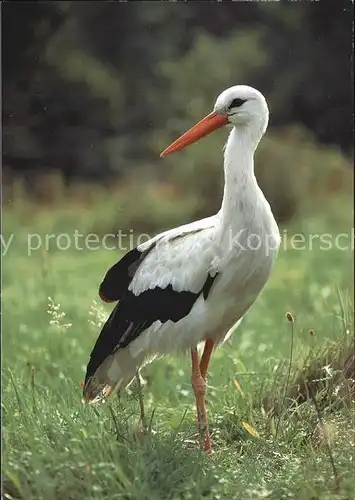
[229,98,246,109]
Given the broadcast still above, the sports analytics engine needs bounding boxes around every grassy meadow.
[2,176,354,499]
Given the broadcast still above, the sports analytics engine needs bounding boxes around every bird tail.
[82,347,146,404]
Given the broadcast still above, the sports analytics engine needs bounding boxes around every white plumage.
[83,85,280,453]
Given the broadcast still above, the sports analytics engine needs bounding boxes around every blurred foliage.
[2,1,353,185]
[4,126,353,235]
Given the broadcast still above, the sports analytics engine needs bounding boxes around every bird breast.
[206,203,280,337]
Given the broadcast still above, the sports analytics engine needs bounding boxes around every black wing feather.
[85,273,219,385]
[99,244,156,302]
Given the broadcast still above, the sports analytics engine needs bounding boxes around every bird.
[83,85,281,454]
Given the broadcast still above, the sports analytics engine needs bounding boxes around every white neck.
[219,125,264,234]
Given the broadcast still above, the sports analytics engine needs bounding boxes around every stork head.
[160,85,269,157]
[214,85,269,129]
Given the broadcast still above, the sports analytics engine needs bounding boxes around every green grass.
[2,197,354,500]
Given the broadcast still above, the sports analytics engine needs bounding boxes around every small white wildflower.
[88,300,107,328]
[47,297,72,330]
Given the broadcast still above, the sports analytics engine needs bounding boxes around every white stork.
[83,85,281,454]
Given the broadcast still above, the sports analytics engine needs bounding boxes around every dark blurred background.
[2,1,353,233]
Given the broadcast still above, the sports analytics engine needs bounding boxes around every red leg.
[191,347,212,454]
[199,338,215,380]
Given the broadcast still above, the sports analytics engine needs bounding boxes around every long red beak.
[160,112,229,157]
